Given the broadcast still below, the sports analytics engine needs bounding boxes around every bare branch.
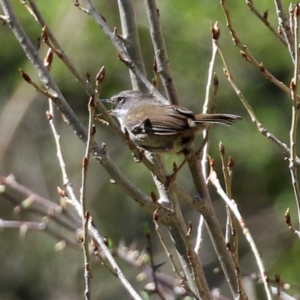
[144,0,180,105]
[273,0,295,60]
[246,0,288,49]
[221,0,297,100]
[118,0,147,92]
[288,4,300,233]
[77,0,167,103]
[209,165,273,300]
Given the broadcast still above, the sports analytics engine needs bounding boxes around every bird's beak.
[100,98,112,104]
[100,98,115,114]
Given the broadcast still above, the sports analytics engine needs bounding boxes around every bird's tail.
[194,113,242,126]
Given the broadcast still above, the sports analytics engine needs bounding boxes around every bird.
[103,90,241,155]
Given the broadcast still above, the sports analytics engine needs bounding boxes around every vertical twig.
[208,163,273,300]
[79,96,96,300]
[200,22,220,178]
[219,145,247,300]
[195,23,219,255]
[143,0,179,104]
[288,4,300,236]
[117,0,147,92]
[273,0,295,60]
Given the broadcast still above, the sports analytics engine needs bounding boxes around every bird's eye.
[117,97,125,104]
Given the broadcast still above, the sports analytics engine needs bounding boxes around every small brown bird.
[103,90,241,154]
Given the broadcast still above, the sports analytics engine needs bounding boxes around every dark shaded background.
[0,0,299,299]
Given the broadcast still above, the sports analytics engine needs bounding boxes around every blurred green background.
[0,0,299,299]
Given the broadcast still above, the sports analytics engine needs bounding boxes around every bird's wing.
[125,104,193,135]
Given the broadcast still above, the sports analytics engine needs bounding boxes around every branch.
[144,0,180,104]
[288,4,300,234]
[246,0,288,49]
[273,0,295,60]
[221,0,298,100]
[77,0,167,103]
[208,163,273,300]
[0,0,156,212]
[117,0,147,92]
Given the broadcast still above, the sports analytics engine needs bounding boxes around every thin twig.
[0,219,46,230]
[195,25,219,256]
[218,148,247,300]
[145,231,167,300]
[0,0,156,211]
[273,0,295,60]
[208,164,273,300]
[0,218,79,249]
[288,4,300,234]
[88,219,143,300]
[187,150,239,298]
[80,96,96,300]
[1,189,79,231]
[215,31,300,166]
[0,174,61,212]
[23,0,95,96]
[246,0,288,49]
[77,0,167,104]
[153,210,182,279]
[221,0,297,100]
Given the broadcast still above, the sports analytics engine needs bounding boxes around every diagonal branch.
[144,0,180,105]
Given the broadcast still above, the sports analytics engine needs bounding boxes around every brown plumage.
[104,90,241,154]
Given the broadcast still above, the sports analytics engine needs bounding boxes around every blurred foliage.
[0,0,299,299]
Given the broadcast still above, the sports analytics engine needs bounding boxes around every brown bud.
[259,62,265,72]
[88,96,95,108]
[82,157,88,168]
[153,58,158,73]
[20,69,32,83]
[295,4,300,17]
[223,68,229,78]
[41,26,48,42]
[209,156,214,168]
[44,48,53,70]
[186,221,192,236]
[290,79,296,91]
[91,124,96,136]
[153,209,159,221]
[57,186,67,197]
[96,66,105,85]
[227,156,235,168]
[284,208,291,226]
[211,22,220,40]
[219,142,225,156]
[45,110,53,120]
